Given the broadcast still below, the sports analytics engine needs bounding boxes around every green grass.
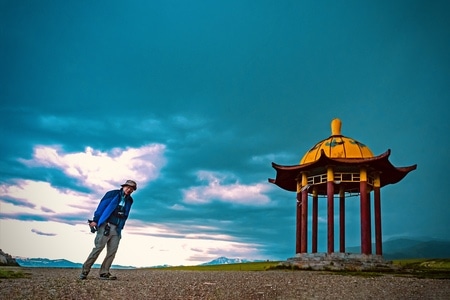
[148,261,282,271]
[393,258,450,269]
[148,258,450,279]
[0,268,28,279]
[392,258,450,279]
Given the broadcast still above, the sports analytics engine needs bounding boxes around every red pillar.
[367,191,372,254]
[374,174,382,255]
[327,166,334,254]
[339,187,345,253]
[312,188,318,253]
[360,167,371,255]
[296,190,301,254]
[300,173,308,253]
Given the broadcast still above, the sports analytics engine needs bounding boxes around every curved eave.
[269,149,417,192]
[268,162,304,192]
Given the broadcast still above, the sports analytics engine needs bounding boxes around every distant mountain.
[15,257,135,269]
[14,256,259,269]
[346,238,450,259]
[16,258,79,268]
[200,256,262,265]
[148,264,172,268]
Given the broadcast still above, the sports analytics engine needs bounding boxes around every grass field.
[147,258,450,279]
[147,261,282,271]
[393,258,450,269]
[391,258,450,279]
[0,268,28,279]
[148,258,450,272]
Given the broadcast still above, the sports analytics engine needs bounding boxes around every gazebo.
[269,118,416,269]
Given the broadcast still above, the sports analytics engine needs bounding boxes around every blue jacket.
[93,189,133,235]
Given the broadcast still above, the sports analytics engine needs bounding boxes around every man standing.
[79,180,137,280]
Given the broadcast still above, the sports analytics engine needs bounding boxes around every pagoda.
[269,118,416,270]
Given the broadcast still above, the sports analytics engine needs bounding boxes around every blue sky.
[1,1,449,267]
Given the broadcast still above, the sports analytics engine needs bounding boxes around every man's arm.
[92,190,115,223]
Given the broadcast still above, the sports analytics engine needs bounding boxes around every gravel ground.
[1,267,450,299]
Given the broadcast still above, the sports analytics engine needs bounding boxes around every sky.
[1,1,449,267]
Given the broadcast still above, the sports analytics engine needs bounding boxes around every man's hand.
[88,220,98,233]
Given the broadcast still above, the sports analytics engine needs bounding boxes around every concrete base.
[281,253,398,271]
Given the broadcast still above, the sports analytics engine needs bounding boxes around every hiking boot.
[99,273,117,280]
[79,271,88,280]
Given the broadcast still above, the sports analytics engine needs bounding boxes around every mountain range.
[15,257,136,269]
[200,256,261,265]
[14,256,259,269]
[345,237,450,260]
[12,238,450,268]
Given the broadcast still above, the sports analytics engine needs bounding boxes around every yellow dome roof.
[300,119,374,165]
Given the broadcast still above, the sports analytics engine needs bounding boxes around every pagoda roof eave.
[268,149,417,192]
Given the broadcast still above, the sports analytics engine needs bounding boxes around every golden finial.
[331,118,342,136]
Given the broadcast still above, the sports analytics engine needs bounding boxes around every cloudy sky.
[1,1,449,267]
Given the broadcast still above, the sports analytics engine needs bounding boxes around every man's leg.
[81,224,110,274]
[99,224,121,276]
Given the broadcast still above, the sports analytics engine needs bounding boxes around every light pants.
[82,223,121,275]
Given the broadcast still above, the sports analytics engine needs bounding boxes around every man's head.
[121,180,137,195]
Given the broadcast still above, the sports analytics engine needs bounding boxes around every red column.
[339,187,345,253]
[300,173,308,253]
[296,190,301,254]
[367,191,372,254]
[374,174,382,255]
[312,188,318,253]
[360,167,371,255]
[327,166,334,254]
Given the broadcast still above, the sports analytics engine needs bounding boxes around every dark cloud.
[40,206,55,214]
[0,213,48,222]
[0,196,36,209]
[31,229,56,236]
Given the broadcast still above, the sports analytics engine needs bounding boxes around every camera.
[88,220,97,233]
[104,224,111,236]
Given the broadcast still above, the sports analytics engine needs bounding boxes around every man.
[79,180,137,280]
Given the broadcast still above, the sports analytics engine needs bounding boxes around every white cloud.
[0,220,94,261]
[0,180,93,219]
[182,171,271,206]
[19,143,166,191]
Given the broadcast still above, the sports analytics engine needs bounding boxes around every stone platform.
[281,253,397,271]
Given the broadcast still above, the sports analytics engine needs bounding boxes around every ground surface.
[1,267,450,299]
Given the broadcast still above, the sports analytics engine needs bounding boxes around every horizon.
[9,236,450,268]
[1,1,449,267]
